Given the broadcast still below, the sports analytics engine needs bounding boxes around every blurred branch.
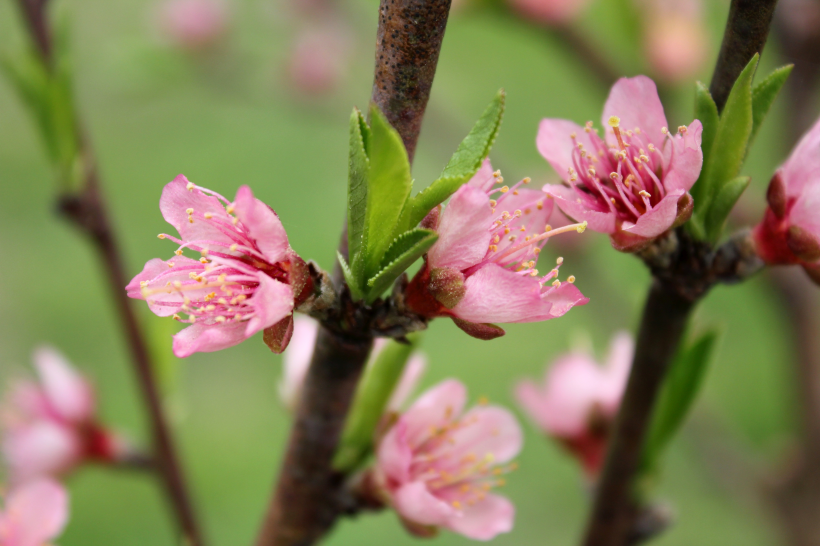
[254,1,450,545]
[12,2,205,544]
[550,25,619,90]
[710,0,780,111]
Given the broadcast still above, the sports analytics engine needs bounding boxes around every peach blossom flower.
[0,479,68,546]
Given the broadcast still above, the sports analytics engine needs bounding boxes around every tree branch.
[254,2,450,544]
[12,2,205,543]
[709,0,780,112]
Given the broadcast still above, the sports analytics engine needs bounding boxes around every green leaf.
[360,105,413,280]
[642,330,719,474]
[334,336,421,472]
[347,108,370,290]
[399,90,506,232]
[691,55,757,237]
[365,228,438,304]
[337,251,363,300]
[689,82,719,211]
[704,176,751,242]
[749,65,793,148]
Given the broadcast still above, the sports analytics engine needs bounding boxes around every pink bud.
[158,0,229,52]
[286,24,352,96]
[643,7,709,83]
[0,479,68,546]
[506,0,592,25]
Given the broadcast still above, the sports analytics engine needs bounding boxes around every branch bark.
[12,2,205,543]
[254,2,450,545]
[709,0,780,111]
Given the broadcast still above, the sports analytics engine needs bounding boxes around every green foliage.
[641,330,719,476]
[343,93,505,302]
[333,335,421,472]
[689,57,792,243]
[749,65,793,148]
[1,20,81,190]
[397,90,505,233]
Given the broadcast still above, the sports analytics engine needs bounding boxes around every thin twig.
[254,2,451,545]
[12,2,205,543]
[709,0,780,111]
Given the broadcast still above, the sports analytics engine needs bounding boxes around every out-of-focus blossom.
[515,332,633,476]
[539,76,702,252]
[279,318,427,412]
[127,175,310,358]
[506,0,591,25]
[286,23,352,96]
[158,0,229,52]
[753,116,820,285]
[2,348,122,484]
[0,479,68,546]
[406,160,589,339]
[642,0,709,83]
[373,379,522,540]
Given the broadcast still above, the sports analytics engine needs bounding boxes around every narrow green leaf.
[337,251,364,301]
[365,229,438,304]
[749,65,793,148]
[334,336,421,472]
[704,176,751,242]
[642,330,719,474]
[399,90,506,232]
[689,82,719,211]
[361,105,413,280]
[692,55,757,235]
[347,108,370,287]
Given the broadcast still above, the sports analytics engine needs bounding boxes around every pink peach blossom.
[539,76,702,252]
[286,23,352,96]
[406,160,589,338]
[279,318,427,412]
[642,0,709,83]
[127,175,310,358]
[506,0,591,25]
[753,116,820,285]
[374,379,522,540]
[0,479,68,546]
[159,0,229,52]
[2,348,119,485]
[515,332,633,476]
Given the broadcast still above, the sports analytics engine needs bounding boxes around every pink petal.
[602,76,668,148]
[127,256,208,317]
[497,188,554,237]
[663,120,703,193]
[245,275,294,337]
[159,175,236,245]
[544,185,618,234]
[789,181,820,236]
[4,479,68,546]
[538,282,589,320]
[600,332,634,413]
[624,190,684,238]
[232,185,291,264]
[402,380,467,448]
[539,353,607,436]
[33,347,94,423]
[125,258,168,300]
[446,493,514,540]
[172,321,248,358]
[780,115,820,197]
[386,353,427,412]
[393,481,454,527]
[5,382,52,422]
[466,159,497,192]
[3,421,82,484]
[377,420,414,485]
[537,119,593,182]
[279,316,318,410]
[514,380,550,431]
[430,406,523,467]
[428,186,494,271]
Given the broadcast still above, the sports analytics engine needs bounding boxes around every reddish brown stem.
[254,1,450,545]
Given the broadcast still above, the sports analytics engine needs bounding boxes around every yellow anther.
[168,262,175,268]
[490,245,498,252]
[140,281,149,288]
[648,143,656,151]
[587,167,596,177]
[175,249,183,256]
[229,244,238,252]
[577,221,588,233]
[234,313,243,320]
[545,225,552,232]
[608,116,621,128]
[186,181,195,191]
[452,501,462,509]
[493,170,501,178]
[214,316,226,323]
[489,199,497,207]
[188,272,199,280]
[520,226,526,232]
[530,269,539,276]
[500,186,509,193]
[158,234,167,239]
[189,315,196,322]
[536,200,543,210]
[504,227,510,234]
[570,132,577,139]
[556,256,564,265]
[639,190,651,198]
[611,197,617,204]
[497,176,504,184]
[173,314,181,321]
[232,217,238,225]
[513,190,519,195]
[523,177,531,184]
[174,281,183,288]
[533,247,541,254]
[205,305,216,311]
[661,126,669,134]
[678,125,688,134]
[204,213,213,219]
[200,257,208,263]
[186,208,194,215]
[552,280,562,287]
[508,236,517,242]
[640,155,649,163]
[493,234,500,244]
[567,275,576,283]
[226,205,235,214]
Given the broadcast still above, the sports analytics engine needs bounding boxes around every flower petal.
[4,479,68,546]
[446,493,514,540]
[430,406,523,466]
[127,256,209,317]
[428,186,493,271]
[33,347,94,423]
[537,119,593,182]
[386,353,427,412]
[539,353,607,436]
[159,175,235,245]
[544,185,617,234]
[780,115,820,197]
[466,158,497,192]
[279,317,318,410]
[623,190,684,238]
[172,321,248,358]
[233,185,291,264]
[402,379,467,448]
[603,76,668,148]
[663,120,703,193]
[600,332,634,412]
[245,275,294,337]
[2,421,82,484]
[538,281,590,320]
[393,481,454,527]
[377,419,414,485]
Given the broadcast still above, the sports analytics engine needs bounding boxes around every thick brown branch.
[255,2,450,544]
[709,0,780,111]
[581,280,694,546]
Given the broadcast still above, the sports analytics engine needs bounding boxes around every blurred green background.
[0,0,812,543]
